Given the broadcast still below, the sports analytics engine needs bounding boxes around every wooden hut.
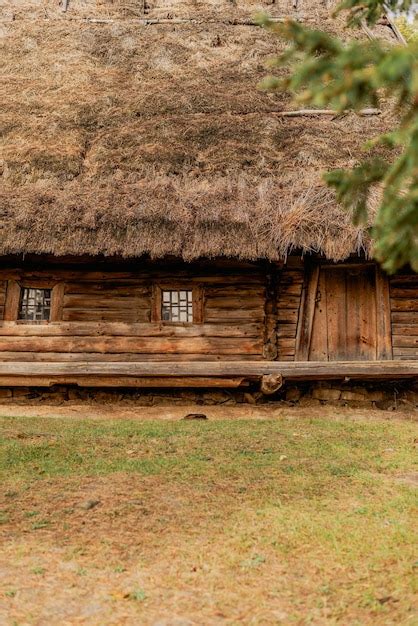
[0,0,417,394]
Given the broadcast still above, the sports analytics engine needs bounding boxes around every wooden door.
[296,264,392,361]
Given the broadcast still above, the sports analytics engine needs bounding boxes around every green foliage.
[337,0,414,26]
[258,5,418,273]
[396,16,418,43]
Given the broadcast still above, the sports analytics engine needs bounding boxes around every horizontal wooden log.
[277,324,297,338]
[0,376,248,388]
[392,324,418,335]
[278,346,295,361]
[0,270,264,285]
[205,309,264,322]
[276,295,302,309]
[277,312,299,325]
[276,338,296,349]
[0,336,263,355]
[62,310,150,322]
[65,283,151,295]
[393,348,418,357]
[390,287,418,298]
[204,287,265,298]
[390,299,418,312]
[205,297,263,309]
[392,335,418,347]
[63,295,150,309]
[390,275,418,286]
[391,312,418,324]
[0,352,263,362]
[0,361,415,381]
[0,322,262,338]
[278,284,304,296]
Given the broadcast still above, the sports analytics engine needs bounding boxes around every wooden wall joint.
[263,262,280,360]
[375,267,393,360]
[4,279,21,321]
[51,283,65,322]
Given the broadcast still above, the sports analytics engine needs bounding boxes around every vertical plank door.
[300,264,389,361]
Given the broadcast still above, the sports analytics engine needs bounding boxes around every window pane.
[18,288,51,322]
[161,290,193,322]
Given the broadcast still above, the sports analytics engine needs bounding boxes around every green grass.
[0,415,417,625]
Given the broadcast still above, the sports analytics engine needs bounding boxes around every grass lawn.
[0,414,417,625]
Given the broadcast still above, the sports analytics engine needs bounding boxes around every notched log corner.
[260,373,283,395]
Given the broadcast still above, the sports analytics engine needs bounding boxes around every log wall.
[390,273,418,360]
[0,262,267,362]
[0,258,416,368]
[276,265,304,361]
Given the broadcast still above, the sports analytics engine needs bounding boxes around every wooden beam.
[0,375,248,389]
[295,263,319,361]
[50,284,65,322]
[0,361,415,382]
[3,280,21,322]
[375,268,393,360]
[263,263,279,360]
[260,373,283,395]
[0,322,262,338]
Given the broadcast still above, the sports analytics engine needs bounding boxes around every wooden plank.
[392,336,418,347]
[0,360,416,379]
[391,312,418,324]
[193,285,204,324]
[326,268,347,360]
[392,324,418,335]
[263,263,278,360]
[0,336,263,355]
[277,310,299,323]
[3,280,21,321]
[346,266,377,360]
[205,309,264,322]
[305,267,327,361]
[205,287,265,298]
[277,324,297,338]
[390,287,418,298]
[50,284,65,322]
[376,268,393,359]
[206,297,264,309]
[393,347,418,356]
[276,295,303,310]
[295,263,320,360]
[278,284,304,296]
[63,309,151,322]
[65,283,151,295]
[0,376,248,389]
[391,299,418,311]
[0,352,263,362]
[0,322,262,338]
[390,275,418,286]
[63,295,150,309]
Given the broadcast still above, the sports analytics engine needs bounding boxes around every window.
[162,290,193,322]
[18,288,51,322]
[151,285,203,323]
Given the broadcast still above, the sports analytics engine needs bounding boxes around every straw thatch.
[0,1,397,261]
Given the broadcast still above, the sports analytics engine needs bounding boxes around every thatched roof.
[0,1,397,261]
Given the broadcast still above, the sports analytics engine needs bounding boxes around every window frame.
[151,284,204,324]
[4,279,65,323]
